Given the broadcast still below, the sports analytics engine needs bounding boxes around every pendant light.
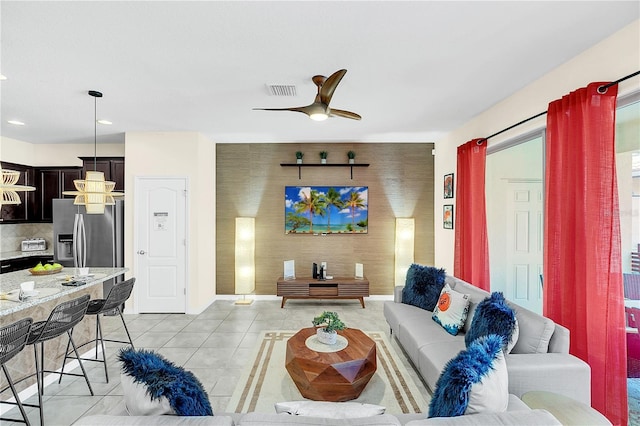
[0,169,35,206]
[63,90,124,214]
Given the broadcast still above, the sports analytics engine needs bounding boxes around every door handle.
[137,250,146,255]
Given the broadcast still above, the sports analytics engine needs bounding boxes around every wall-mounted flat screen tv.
[285,186,368,234]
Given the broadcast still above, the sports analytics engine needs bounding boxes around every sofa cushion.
[432,284,470,336]
[73,415,235,426]
[402,264,447,311]
[118,348,213,416]
[428,335,509,418]
[275,401,385,418]
[509,304,556,354]
[238,412,402,425]
[384,301,431,336]
[465,292,519,353]
[418,340,466,390]
[405,409,561,425]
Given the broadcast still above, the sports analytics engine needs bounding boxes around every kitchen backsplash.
[1,223,54,252]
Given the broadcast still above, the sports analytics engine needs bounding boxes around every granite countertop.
[0,267,128,315]
[1,250,55,261]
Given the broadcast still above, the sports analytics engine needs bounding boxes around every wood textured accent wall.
[216,143,434,295]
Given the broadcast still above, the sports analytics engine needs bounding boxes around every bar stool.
[26,294,93,426]
[60,277,136,383]
[0,317,33,425]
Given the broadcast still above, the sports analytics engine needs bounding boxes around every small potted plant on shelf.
[319,151,328,164]
[347,150,356,164]
[295,151,304,164]
[312,311,346,345]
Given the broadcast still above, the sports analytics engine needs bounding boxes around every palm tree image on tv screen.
[285,186,368,234]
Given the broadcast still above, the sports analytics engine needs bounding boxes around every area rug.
[227,330,430,414]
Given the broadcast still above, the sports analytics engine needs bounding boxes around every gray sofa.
[73,274,597,426]
[384,275,592,405]
[74,396,562,425]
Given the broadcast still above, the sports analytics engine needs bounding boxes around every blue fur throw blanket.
[465,292,517,351]
[402,264,446,311]
[118,347,213,416]
[428,334,504,417]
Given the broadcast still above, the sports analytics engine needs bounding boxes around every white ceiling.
[1,1,638,145]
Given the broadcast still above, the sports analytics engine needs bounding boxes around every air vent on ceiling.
[267,84,297,96]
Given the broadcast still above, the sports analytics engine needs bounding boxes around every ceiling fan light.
[309,113,328,121]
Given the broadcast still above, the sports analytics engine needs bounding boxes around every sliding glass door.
[486,134,544,314]
[485,95,638,316]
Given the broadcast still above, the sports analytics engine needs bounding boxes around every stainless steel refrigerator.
[53,198,124,296]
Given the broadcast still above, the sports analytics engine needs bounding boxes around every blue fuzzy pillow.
[465,292,518,352]
[428,334,508,417]
[118,348,213,416]
[402,264,446,311]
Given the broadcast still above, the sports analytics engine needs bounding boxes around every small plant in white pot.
[319,151,328,164]
[312,311,345,345]
[347,150,356,164]
[295,151,304,164]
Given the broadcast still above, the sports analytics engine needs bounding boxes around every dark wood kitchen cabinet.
[34,167,82,222]
[80,157,125,191]
[0,162,36,223]
[0,255,54,274]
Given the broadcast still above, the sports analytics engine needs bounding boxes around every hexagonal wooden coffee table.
[285,327,377,402]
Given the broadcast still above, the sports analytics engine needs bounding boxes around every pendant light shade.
[62,90,124,214]
[0,169,35,206]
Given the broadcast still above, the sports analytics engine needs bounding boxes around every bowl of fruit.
[29,262,63,275]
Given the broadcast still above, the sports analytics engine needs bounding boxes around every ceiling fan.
[253,69,361,121]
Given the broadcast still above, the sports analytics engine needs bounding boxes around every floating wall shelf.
[280,163,370,179]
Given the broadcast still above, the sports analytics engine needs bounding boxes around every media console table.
[276,276,369,308]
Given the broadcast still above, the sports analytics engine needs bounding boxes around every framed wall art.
[444,173,454,199]
[443,204,454,229]
[285,186,368,234]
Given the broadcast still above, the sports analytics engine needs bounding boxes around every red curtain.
[454,138,490,291]
[544,82,626,425]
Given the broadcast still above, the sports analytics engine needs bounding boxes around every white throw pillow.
[120,373,175,416]
[506,318,520,353]
[275,401,386,419]
[464,349,509,414]
[432,284,470,336]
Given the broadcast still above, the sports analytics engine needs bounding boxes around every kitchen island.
[0,267,128,401]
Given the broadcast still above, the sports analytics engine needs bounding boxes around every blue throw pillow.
[428,334,508,417]
[465,292,518,352]
[118,347,213,416]
[402,264,446,311]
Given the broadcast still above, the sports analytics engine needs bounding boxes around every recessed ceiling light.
[0,74,7,81]
[7,120,25,126]
[97,119,112,125]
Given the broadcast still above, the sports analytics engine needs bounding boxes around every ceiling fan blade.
[252,106,308,115]
[320,69,347,105]
[329,108,361,120]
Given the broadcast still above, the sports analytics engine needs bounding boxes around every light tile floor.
[3,299,431,426]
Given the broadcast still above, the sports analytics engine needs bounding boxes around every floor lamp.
[395,218,415,287]
[235,217,255,305]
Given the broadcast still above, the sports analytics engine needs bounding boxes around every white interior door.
[505,181,543,313]
[135,177,187,313]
